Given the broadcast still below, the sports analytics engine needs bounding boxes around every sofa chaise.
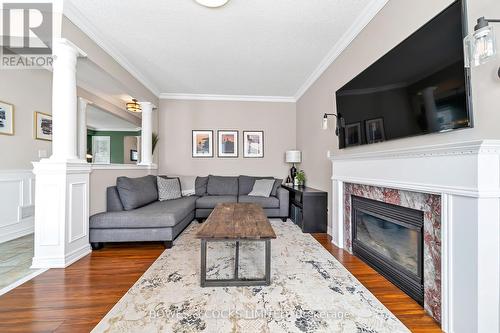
[89,175,289,249]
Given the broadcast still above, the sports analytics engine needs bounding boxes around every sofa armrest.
[107,186,124,212]
[277,187,289,217]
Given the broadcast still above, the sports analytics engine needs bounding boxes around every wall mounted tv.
[336,0,472,149]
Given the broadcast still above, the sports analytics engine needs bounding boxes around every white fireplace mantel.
[330,140,500,333]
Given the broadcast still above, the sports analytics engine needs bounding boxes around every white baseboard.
[31,243,91,268]
[0,222,33,244]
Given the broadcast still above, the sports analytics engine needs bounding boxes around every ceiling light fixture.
[194,0,230,8]
[126,99,142,113]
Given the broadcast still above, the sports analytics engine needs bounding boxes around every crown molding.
[63,0,388,103]
[63,1,161,97]
[159,93,296,103]
[294,0,389,101]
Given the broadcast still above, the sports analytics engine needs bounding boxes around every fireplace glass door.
[352,196,424,305]
[356,211,419,276]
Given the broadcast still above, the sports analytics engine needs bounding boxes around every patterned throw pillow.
[157,177,182,201]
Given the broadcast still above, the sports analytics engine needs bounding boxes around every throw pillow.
[116,175,158,211]
[271,179,283,196]
[195,176,209,196]
[248,179,275,197]
[157,177,182,201]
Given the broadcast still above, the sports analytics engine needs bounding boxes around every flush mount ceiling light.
[194,0,230,8]
[126,99,142,113]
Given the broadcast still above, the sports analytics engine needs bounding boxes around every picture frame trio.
[344,117,385,147]
[192,130,264,158]
[0,100,52,140]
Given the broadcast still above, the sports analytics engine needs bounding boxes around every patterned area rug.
[93,220,409,333]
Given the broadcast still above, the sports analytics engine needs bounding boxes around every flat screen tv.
[335,0,472,149]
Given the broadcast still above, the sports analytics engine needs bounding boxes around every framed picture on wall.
[192,130,213,158]
[92,136,111,164]
[34,111,52,141]
[0,101,14,136]
[365,117,385,144]
[344,122,361,147]
[243,131,264,158]
[217,130,238,158]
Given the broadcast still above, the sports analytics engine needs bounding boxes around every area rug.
[92,220,409,333]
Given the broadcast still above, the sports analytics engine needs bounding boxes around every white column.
[32,39,91,269]
[78,97,89,160]
[138,102,153,166]
[50,39,79,162]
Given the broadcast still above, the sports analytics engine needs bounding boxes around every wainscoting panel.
[0,170,35,244]
[69,182,87,243]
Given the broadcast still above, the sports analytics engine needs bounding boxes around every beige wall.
[0,70,52,170]
[158,99,296,178]
[296,0,500,233]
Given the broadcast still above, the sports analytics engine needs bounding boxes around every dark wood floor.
[312,233,441,333]
[0,235,441,333]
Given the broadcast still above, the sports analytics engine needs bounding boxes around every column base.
[31,160,92,269]
[31,243,91,269]
[137,162,158,169]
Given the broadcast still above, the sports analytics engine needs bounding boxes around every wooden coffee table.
[196,203,277,287]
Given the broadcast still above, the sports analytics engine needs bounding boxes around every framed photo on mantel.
[192,130,214,158]
[243,131,264,158]
[218,130,238,158]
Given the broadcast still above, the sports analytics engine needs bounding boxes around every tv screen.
[335,0,472,149]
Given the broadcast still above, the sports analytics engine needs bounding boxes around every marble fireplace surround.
[330,140,500,333]
[343,183,441,322]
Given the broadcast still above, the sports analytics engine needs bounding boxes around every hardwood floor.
[312,233,442,333]
[0,234,441,332]
[0,242,165,333]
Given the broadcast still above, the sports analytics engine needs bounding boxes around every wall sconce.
[322,113,345,136]
[464,16,500,77]
[126,99,142,113]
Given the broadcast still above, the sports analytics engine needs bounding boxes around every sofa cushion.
[195,195,237,209]
[90,196,197,229]
[106,186,124,212]
[248,179,274,197]
[238,195,280,208]
[207,175,238,196]
[116,175,158,211]
[157,177,182,201]
[238,175,282,196]
[195,176,209,196]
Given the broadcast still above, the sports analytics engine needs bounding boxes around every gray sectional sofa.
[89,175,289,249]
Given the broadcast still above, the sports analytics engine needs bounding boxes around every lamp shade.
[286,150,302,163]
[464,25,497,67]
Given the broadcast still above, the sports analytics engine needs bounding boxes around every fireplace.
[351,196,424,305]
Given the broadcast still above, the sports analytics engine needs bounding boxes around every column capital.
[138,101,156,110]
[53,38,87,58]
[78,96,92,105]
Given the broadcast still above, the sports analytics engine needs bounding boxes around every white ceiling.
[65,0,387,99]
[87,105,141,131]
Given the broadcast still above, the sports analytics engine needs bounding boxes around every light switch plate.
[38,149,47,158]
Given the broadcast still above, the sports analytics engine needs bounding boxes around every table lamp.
[285,150,302,182]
